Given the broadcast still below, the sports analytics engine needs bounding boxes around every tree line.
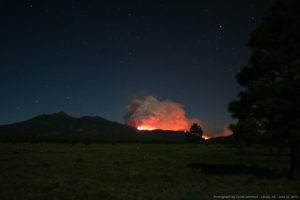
[228,0,300,179]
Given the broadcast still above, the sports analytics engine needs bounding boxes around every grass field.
[0,143,299,200]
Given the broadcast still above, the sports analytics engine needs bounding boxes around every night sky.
[0,0,273,131]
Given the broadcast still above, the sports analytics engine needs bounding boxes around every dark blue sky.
[0,0,273,129]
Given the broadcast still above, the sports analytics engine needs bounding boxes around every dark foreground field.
[0,143,299,200]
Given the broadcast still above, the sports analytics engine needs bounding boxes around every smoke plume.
[124,96,198,131]
[124,95,233,139]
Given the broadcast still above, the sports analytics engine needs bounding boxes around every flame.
[202,135,210,140]
[137,125,156,131]
[134,118,189,131]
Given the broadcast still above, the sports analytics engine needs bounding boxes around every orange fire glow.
[134,118,190,131]
[125,96,206,134]
[202,135,210,140]
[137,125,156,131]
[125,96,232,139]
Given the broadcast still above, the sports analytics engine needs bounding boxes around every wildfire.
[137,125,156,131]
[135,121,188,131]
[202,135,210,140]
[124,96,232,140]
[124,96,199,132]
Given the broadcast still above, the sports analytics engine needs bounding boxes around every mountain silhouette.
[0,112,186,143]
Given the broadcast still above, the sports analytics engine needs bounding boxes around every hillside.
[0,112,186,143]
